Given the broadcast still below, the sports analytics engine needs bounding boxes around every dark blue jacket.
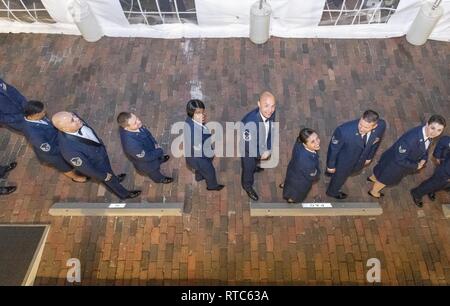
[119,126,163,172]
[22,117,72,172]
[327,119,386,174]
[435,154,450,181]
[283,142,320,202]
[0,78,27,130]
[184,117,214,161]
[433,136,450,162]
[57,120,111,181]
[374,125,429,185]
[241,108,276,158]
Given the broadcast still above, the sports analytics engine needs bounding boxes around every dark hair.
[362,110,379,123]
[427,114,446,127]
[24,100,44,117]
[186,99,205,118]
[297,128,317,144]
[117,112,132,128]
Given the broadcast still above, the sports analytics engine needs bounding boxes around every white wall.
[0,0,448,42]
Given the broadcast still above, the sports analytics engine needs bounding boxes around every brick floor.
[0,34,449,285]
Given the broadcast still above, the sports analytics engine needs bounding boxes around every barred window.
[320,0,400,26]
[0,0,55,23]
[119,0,197,25]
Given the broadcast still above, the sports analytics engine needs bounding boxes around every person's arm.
[326,127,344,171]
[124,139,163,163]
[367,121,386,161]
[433,137,449,162]
[25,130,60,155]
[0,112,23,124]
[65,151,109,181]
[394,140,421,169]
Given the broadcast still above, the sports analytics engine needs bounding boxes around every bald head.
[52,111,83,133]
[257,91,276,119]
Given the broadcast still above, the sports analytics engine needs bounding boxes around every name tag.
[109,203,126,208]
[302,203,332,208]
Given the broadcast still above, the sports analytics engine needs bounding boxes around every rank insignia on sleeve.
[373,137,380,144]
[40,142,51,152]
[331,136,339,145]
[310,169,318,176]
[398,145,407,154]
[70,157,83,167]
[136,150,145,158]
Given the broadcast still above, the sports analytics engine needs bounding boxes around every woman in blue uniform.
[368,115,446,198]
[22,101,87,182]
[279,128,321,203]
[184,99,224,191]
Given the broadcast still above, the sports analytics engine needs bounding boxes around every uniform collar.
[302,144,317,154]
[24,117,49,125]
[259,111,270,123]
[422,126,429,142]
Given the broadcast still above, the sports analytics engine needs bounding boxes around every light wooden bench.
[250,202,382,217]
[49,202,184,217]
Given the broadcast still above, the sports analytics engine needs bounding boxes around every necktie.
[362,134,368,147]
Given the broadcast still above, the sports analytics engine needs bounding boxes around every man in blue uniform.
[0,162,17,195]
[52,111,141,200]
[117,112,173,184]
[410,150,450,208]
[22,101,87,182]
[369,115,446,198]
[326,110,386,199]
[0,77,27,132]
[184,99,224,191]
[410,134,450,207]
[240,91,276,201]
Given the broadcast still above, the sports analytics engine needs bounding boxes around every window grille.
[0,0,55,23]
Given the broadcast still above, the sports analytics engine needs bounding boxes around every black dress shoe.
[207,184,225,191]
[125,190,141,199]
[244,188,259,201]
[367,191,384,199]
[5,162,17,173]
[195,176,205,182]
[255,167,264,173]
[427,192,436,201]
[161,155,170,163]
[117,173,126,183]
[0,186,17,195]
[327,192,348,200]
[410,190,423,208]
[162,177,174,184]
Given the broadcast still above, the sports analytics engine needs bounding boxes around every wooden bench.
[250,202,382,217]
[49,202,184,217]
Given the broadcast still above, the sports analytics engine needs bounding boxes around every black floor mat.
[0,225,48,286]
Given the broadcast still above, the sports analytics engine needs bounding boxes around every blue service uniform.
[184,117,219,189]
[22,117,72,172]
[411,153,450,199]
[57,119,130,199]
[433,136,450,162]
[282,142,320,202]
[119,126,167,183]
[373,125,429,186]
[326,119,386,196]
[240,108,276,190]
[0,78,27,131]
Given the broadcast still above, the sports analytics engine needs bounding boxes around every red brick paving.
[0,34,449,285]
